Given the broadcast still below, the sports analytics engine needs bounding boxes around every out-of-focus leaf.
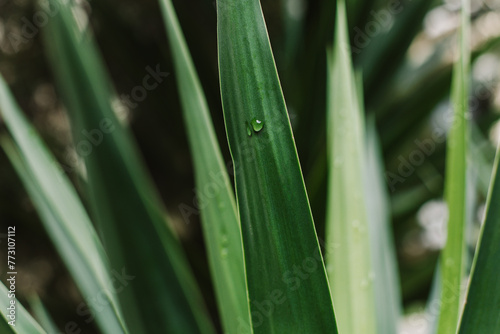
[358,0,436,106]
[437,0,470,332]
[365,117,402,334]
[0,75,127,334]
[42,0,215,333]
[0,282,45,334]
[217,0,338,332]
[325,1,376,333]
[158,1,251,333]
[28,295,59,334]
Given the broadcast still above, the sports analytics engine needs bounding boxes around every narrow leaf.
[158,1,251,332]
[325,1,376,333]
[41,0,215,333]
[0,75,127,334]
[365,117,402,334]
[437,0,470,332]
[217,0,338,332]
[0,282,45,334]
[28,295,59,334]
[458,135,500,332]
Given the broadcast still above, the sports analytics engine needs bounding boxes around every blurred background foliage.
[0,0,499,332]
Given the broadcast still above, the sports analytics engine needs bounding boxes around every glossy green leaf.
[217,0,338,332]
[437,0,470,332]
[0,282,45,334]
[325,1,376,333]
[158,1,251,333]
[0,75,127,334]
[41,0,215,333]
[459,143,500,332]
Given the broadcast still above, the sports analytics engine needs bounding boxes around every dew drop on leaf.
[246,123,252,137]
[251,118,264,132]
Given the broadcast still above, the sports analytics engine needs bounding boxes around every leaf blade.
[458,142,500,332]
[0,75,128,334]
[217,0,338,332]
[324,1,377,333]
[41,1,215,333]
[0,282,45,334]
[158,1,251,333]
[437,0,470,332]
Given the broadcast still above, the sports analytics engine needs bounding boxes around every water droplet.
[352,220,365,234]
[246,123,252,137]
[220,248,229,259]
[251,118,264,132]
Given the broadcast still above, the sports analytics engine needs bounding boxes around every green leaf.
[158,1,251,333]
[28,295,59,334]
[324,1,376,333]
[459,143,500,332]
[437,0,470,333]
[217,0,338,332]
[41,1,215,333]
[365,117,402,334]
[0,75,127,334]
[0,282,45,334]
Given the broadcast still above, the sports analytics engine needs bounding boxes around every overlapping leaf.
[41,0,215,332]
[0,282,45,334]
[158,1,250,333]
[0,75,127,334]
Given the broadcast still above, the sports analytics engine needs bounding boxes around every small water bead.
[246,123,253,137]
[251,118,264,132]
[220,234,229,247]
[352,219,365,234]
[220,234,229,259]
[220,248,229,259]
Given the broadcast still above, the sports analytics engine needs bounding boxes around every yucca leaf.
[437,0,470,332]
[158,1,251,333]
[0,75,127,334]
[458,143,500,332]
[324,1,376,333]
[41,0,215,333]
[365,117,401,334]
[0,282,45,334]
[217,0,338,332]
[28,295,59,334]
